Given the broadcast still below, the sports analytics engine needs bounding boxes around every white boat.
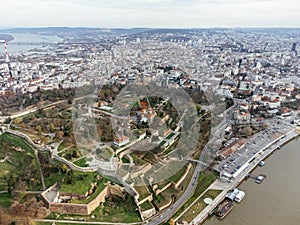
[226,188,246,203]
[234,190,245,202]
[256,174,267,184]
[259,161,265,167]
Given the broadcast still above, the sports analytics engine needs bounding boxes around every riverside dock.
[189,124,299,225]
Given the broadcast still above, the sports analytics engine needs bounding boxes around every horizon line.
[1,26,300,30]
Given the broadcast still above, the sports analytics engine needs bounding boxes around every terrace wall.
[130,164,152,179]
[154,182,172,196]
[174,163,192,189]
[157,198,173,211]
[50,202,89,215]
[42,184,125,215]
[140,207,156,220]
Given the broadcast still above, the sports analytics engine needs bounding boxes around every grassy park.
[0,133,42,191]
[172,170,218,220]
[180,189,222,222]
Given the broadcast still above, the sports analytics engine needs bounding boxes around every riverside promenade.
[187,125,299,225]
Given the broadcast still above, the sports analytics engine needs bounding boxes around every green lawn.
[0,133,42,191]
[0,133,34,153]
[0,192,12,208]
[96,148,113,161]
[160,140,167,146]
[0,162,14,191]
[168,164,190,184]
[161,139,179,156]
[130,153,147,166]
[134,177,151,200]
[47,195,141,223]
[153,192,172,209]
[139,200,154,211]
[58,140,73,152]
[44,168,66,188]
[172,171,218,220]
[154,161,187,190]
[58,147,79,159]
[68,182,107,204]
[121,156,130,163]
[73,158,89,167]
[180,189,222,222]
[93,195,141,223]
[59,172,101,195]
[45,171,108,203]
[166,132,175,140]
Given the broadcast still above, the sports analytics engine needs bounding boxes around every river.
[4,33,62,54]
[204,137,300,225]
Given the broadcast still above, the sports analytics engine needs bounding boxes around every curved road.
[145,102,234,225]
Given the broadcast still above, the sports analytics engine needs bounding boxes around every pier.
[189,126,300,225]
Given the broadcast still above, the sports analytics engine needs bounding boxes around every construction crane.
[0,39,12,76]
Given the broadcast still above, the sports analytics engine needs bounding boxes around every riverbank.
[2,33,62,54]
[204,136,300,225]
[0,34,14,41]
[188,127,300,225]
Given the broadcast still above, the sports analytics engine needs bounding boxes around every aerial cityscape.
[0,1,300,225]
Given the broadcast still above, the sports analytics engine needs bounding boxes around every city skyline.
[1,0,300,28]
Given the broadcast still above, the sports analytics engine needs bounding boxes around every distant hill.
[0,27,151,35]
[1,27,299,38]
[0,34,14,41]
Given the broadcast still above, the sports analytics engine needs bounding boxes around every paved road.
[145,103,234,224]
[146,164,205,225]
[35,219,143,225]
[189,126,300,225]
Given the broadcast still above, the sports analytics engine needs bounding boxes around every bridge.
[8,42,56,46]
[187,158,221,173]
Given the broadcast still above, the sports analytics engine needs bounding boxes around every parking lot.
[217,122,295,179]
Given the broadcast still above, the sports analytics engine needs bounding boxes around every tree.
[13,117,23,124]
[12,180,27,198]
[72,150,81,158]
[169,219,175,225]
[4,117,11,124]
[6,174,17,194]
[35,125,42,133]
[55,131,64,139]
[48,123,55,133]
[61,164,68,173]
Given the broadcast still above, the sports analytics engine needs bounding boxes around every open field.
[73,158,91,167]
[134,177,151,201]
[153,192,172,209]
[140,200,154,211]
[180,189,222,222]
[59,172,104,195]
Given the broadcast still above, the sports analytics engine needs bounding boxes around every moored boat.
[215,200,233,219]
[256,174,267,184]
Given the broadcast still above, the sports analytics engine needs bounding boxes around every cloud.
[0,0,299,27]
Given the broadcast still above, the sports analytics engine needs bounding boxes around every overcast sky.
[1,0,300,28]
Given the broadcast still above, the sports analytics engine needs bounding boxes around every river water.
[4,33,62,54]
[204,137,300,225]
